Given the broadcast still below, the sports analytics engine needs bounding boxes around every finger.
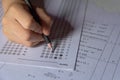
[3,26,22,44]
[3,25,41,47]
[36,7,52,35]
[3,16,44,42]
[9,3,42,33]
[13,20,44,42]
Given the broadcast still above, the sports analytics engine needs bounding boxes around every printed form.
[0,0,120,80]
[0,0,84,70]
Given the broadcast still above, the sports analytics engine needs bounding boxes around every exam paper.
[0,0,84,70]
[0,0,120,80]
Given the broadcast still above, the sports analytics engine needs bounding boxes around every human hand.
[2,0,52,47]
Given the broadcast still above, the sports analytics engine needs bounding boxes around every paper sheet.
[0,0,84,70]
[0,0,120,80]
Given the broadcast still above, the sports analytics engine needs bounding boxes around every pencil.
[25,0,53,50]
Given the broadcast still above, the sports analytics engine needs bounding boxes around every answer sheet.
[0,0,120,80]
[0,0,84,70]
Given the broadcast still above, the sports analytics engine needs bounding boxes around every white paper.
[0,0,120,80]
[0,0,84,70]
[67,0,120,80]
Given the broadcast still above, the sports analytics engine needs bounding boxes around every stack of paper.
[0,0,120,80]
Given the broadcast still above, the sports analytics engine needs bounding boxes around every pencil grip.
[42,34,51,44]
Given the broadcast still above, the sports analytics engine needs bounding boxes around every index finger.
[13,3,42,33]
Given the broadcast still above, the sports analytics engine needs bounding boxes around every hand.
[2,0,52,47]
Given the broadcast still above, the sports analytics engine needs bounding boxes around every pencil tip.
[51,47,54,53]
[48,43,52,49]
[47,43,55,53]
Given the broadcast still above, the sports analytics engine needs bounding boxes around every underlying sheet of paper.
[0,0,120,80]
[67,0,120,80]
